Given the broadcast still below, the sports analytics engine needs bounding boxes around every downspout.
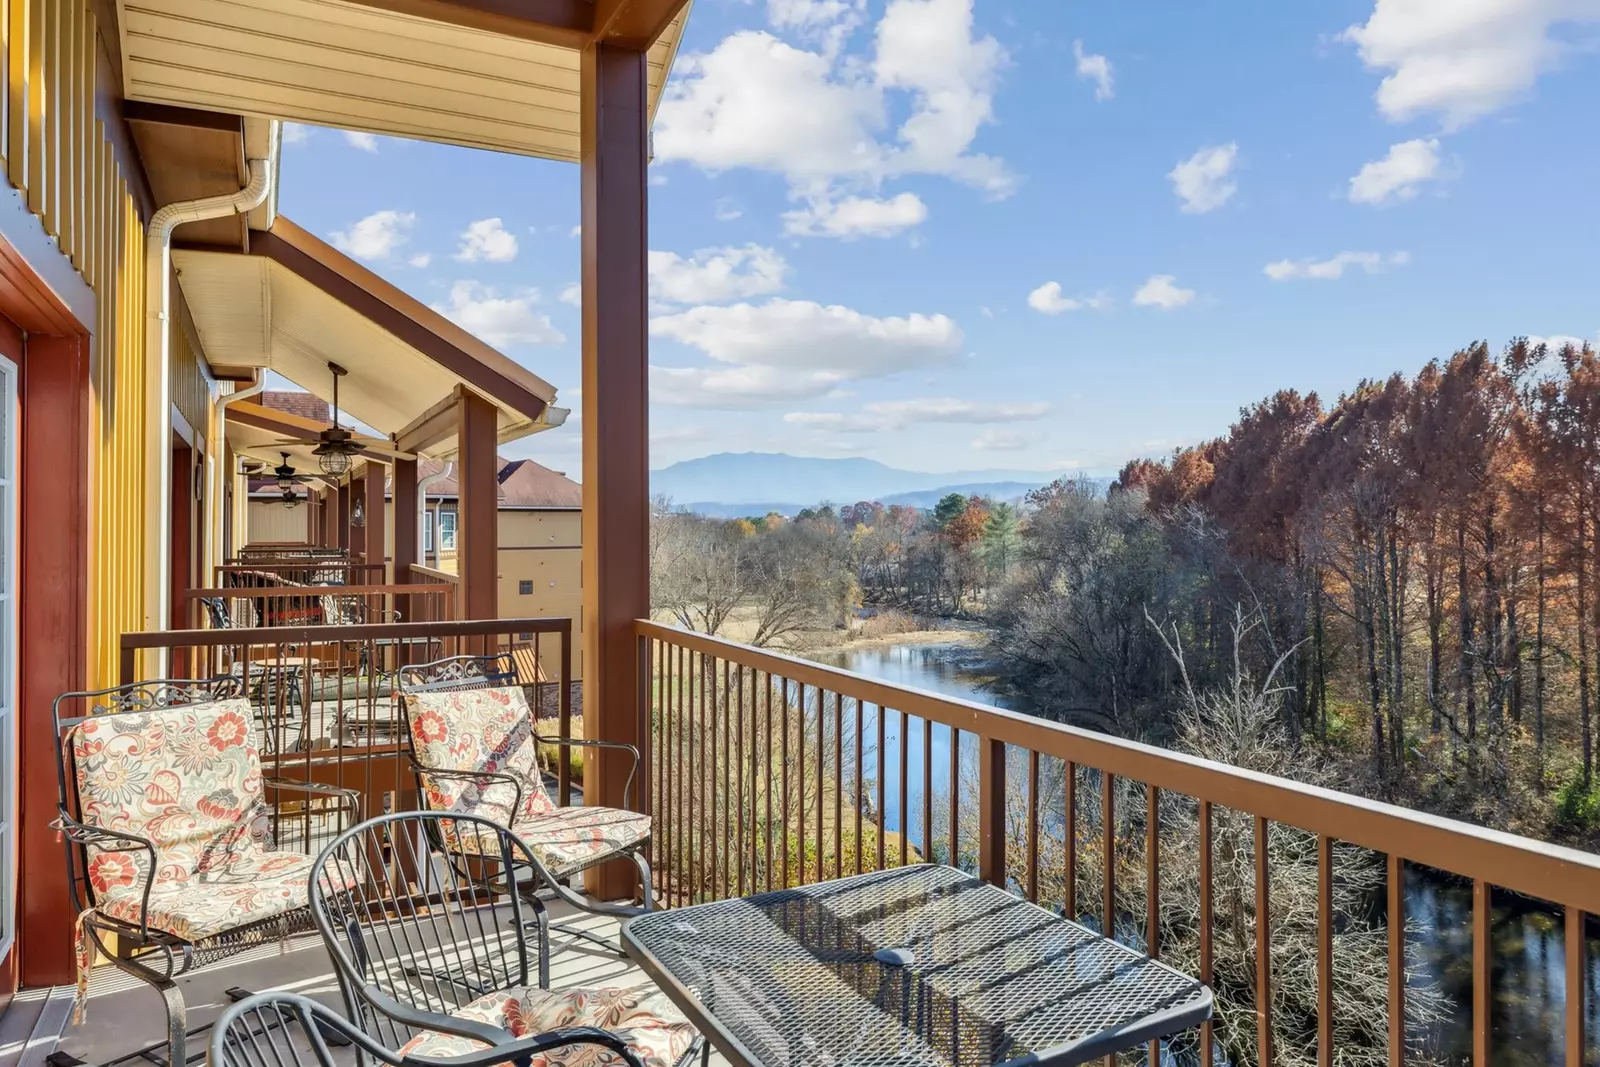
[419,463,454,569]
[218,376,267,561]
[143,123,278,672]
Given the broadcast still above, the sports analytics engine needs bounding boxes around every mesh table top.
[623,865,1212,1067]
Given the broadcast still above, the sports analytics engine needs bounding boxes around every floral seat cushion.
[452,806,652,877]
[405,686,555,825]
[399,985,696,1067]
[70,697,320,941]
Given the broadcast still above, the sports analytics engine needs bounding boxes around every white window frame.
[423,511,434,554]
[0,354,18,964]
[438,508,457,552]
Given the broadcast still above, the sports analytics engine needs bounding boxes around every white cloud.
[330,210,416,261]
[972,429,1038,451]
[1133,274,1196,310]
[769,0,863,31]
[344,130,378,152]
[408,253,432,268]
[650,298,962,407]
[1341,0,1600,129]
[454,218,519,263]
[1527,333,1599,353]
[1027,282,1111,315]
[1073,40,1114,101]
[281,123,311,145]
[654,0,1009,236]
[714,198,744,221]
[783,192,927,238]
[1169,144,1238,213]
[1348,138,1443,205]
[432,282,565,347]
[784,397,1049,433]
[560,283,582,307]
[649,245,789,305]
[569,225,582,238]
[1264,250,1410,281]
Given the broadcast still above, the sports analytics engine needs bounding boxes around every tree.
[932,492,968,529]
[980,502,1020,578]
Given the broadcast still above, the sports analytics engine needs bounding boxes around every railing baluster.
[1256,815,1272,1067]
[1065,760,1077,922]
[1200,799,1213,1067]
[1565,906,1586,1067]
[735,662,746,897]
[1473,878,1491,1067]
[875,702,886,872]
[1026,750,1039,902]
[835,691,844,880]
[898,709,909,867]
[1389,853,1405,1067]
[1318,834,1333,1067]
[1103,770,1116,943]
[816,687,827,884]
[949,727,960,870]
[922,717,933,865]
[722,657,732,899]
[794,682,805,887]
[698,651,707,904]
[854,698,864,876]
[765,671,775,892]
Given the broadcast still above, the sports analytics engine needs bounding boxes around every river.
[810,640,1600,1067]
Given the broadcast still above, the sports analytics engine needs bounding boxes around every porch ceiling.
[178,217,563,459]
[116,0,691,161]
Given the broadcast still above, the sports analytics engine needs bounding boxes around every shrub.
[1554,775,1600,833]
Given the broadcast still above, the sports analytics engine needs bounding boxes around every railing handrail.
[635,618,1600,914]
[408,564,460,585]
[126,617,569,650]
[184,583,437,599]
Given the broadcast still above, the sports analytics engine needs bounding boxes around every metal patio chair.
[308,812,703,1067]
[52,679,361,1067]
[395,655,653,954]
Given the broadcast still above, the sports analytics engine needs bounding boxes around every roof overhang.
[115,0,692,162]
[180,217,563,459]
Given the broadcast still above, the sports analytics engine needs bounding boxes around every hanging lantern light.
[352,497,365,527]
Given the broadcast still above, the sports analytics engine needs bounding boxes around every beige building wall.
[498,509,582,682]
[246,500,312,545]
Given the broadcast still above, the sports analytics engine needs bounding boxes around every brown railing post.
[559,620,573,807]
[978,736,1006,886]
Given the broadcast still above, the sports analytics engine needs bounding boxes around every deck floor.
[45,899,699,1067]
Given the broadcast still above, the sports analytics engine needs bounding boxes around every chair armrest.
[534,736,639,811]
[405,759,524,823]
[403,1027,646,1067]
[262,778,362,828]
[50,808,159,939]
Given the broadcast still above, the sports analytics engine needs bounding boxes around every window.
[519,580,534,595]
[423,512,434,554]
[438,509,457,551]
[0,354,16,962]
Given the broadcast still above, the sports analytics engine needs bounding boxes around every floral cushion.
[399,985,696,1067]
[69,698,325,941]
[454,806,652,877]
[405,687,555,824]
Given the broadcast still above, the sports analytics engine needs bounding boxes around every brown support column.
[361,463,386,570]
[18,334,89,986]
[392,457,418,585]
[580,41,649,902]
[336,480,351,552]
[457,389,499,620]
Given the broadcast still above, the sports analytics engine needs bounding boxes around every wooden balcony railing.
[120,617,572,854]
[216,561,387,588]
[184,583,454,630]
[635,620,1599,1067]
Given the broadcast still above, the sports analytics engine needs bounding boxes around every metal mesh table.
[623,865,1212,1067]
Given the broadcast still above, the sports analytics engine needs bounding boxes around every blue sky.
[277,0,1600,479]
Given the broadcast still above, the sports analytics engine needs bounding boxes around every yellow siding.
[0,0,156,688]
[170,290,209,440]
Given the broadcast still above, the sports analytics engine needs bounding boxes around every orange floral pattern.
[403,687,651,875]
[69,698,325,941]
[398,985,696,1067]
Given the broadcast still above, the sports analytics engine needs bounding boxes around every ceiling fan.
[260,361,414,471]
[271,453,315,486]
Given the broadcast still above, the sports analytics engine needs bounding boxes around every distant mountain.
[651,452,1067,508]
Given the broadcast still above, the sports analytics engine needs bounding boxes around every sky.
[277,0,1600,480]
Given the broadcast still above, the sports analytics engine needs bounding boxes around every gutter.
[142,122,279,664]
[418,462,454,568]
[218,375,268,567]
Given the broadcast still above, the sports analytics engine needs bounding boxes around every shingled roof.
[261,390,331,423]
[402,456,579,508]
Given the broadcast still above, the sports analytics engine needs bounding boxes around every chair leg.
[529,893,551,990]
[158,979,188,1067]
[629,851,654,913]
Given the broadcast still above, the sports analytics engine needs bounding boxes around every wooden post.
[392,456,418,585]
[336,480,351,551]
[580,40,649,903]
[456,389,498,620]
[361,461,385,570]
[978,737,1007,885]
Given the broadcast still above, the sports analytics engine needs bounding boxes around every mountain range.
[649,452,1099,516]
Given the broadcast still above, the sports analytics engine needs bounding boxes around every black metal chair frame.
[213,991,651,1067]
[52,678,361,1067]
[308,812,704,1067]
[394,655,653,950]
